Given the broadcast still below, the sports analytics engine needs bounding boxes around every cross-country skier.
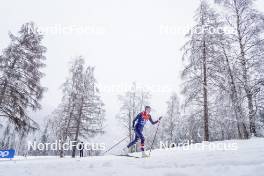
[126,106,162,157]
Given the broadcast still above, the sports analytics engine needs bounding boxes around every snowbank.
[1,138,264,176]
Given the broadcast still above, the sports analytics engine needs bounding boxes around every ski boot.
[141,151,149,158]
[121,147,129,155]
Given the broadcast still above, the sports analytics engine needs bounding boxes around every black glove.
[159,116,163,121]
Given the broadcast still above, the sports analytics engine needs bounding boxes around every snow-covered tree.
[160,93,180,144]
[215,0,264,136]
[181,0,223,141]
[50,57,105,158]
[0,22,46,131]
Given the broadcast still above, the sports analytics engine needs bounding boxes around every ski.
[115,154,147,158]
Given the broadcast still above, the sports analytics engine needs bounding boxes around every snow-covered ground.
[1,138,264,176]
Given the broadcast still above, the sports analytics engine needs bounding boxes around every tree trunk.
[222,46,249,139]
[202,40,209,141]
[235,4,256,136]
[60,100,76,158]
[72,98,84,158]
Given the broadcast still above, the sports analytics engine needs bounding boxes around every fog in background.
[1,0,264,143]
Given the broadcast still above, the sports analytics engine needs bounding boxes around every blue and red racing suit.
[127,111,159,151]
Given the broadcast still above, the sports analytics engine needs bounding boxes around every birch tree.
[160,93,181,144]
[215,0,264,136]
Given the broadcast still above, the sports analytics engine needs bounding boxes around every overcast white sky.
[0,0,263,141]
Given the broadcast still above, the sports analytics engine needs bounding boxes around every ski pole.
[102,135,129,155]
[149,118,161,156]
